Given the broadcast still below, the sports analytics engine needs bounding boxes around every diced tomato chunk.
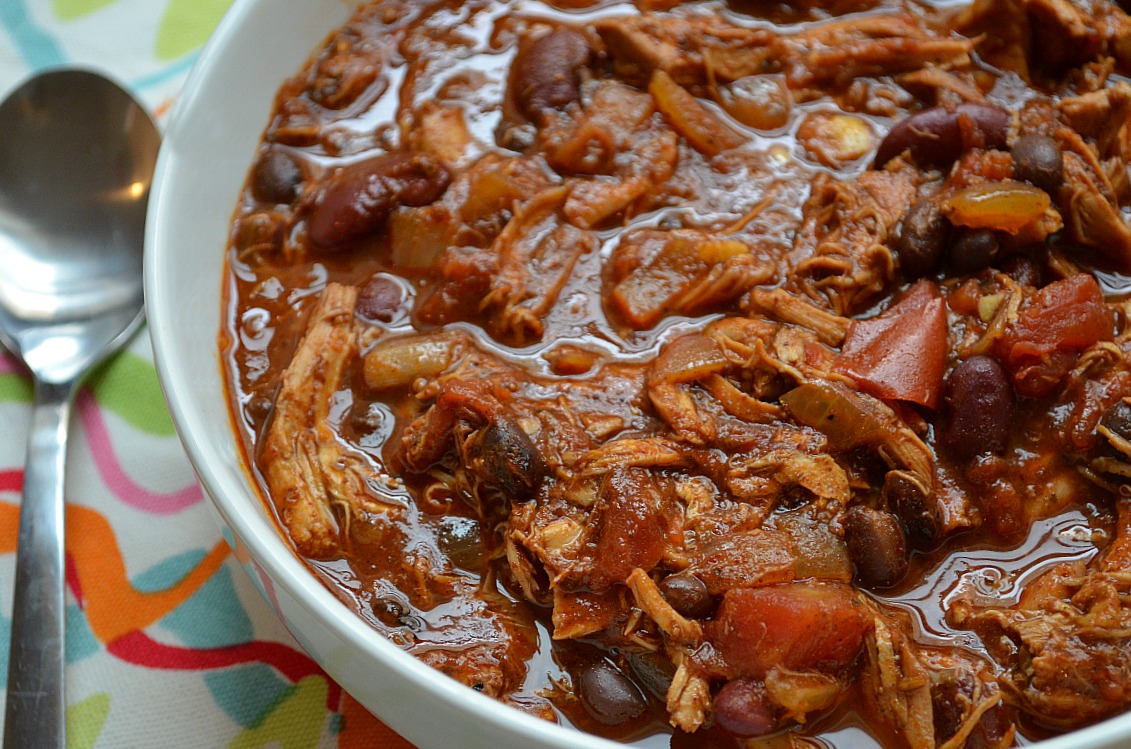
[994,274,1113,398]
[706,582,871,679]
[834,280,948,409]
[588,467,677,589]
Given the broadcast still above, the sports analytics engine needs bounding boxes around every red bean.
[356,274,407,323]
[577,660,648,725]
[658,573,714,619]
[713,679,778,738]
[874,104,1010,169]
[511,28,590,121]
[843,505,908,589]
[306,152,450,249]
[941,355,1013,462]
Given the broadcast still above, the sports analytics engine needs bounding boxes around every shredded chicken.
[863,616,936,749]
[260,283,396,558]
[481,186,596,343]
[790,166,921,316]
[951,503,1131,729]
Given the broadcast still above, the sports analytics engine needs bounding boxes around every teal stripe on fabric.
[130,52,198,92]
[204,666,293,728]
[0,0,66,69]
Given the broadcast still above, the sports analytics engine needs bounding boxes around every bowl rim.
[143,0,1131,747]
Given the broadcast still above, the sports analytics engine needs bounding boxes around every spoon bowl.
[0,69,158,748]
[0,69,157,384]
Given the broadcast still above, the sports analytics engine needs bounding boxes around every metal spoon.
[0,69,159,749]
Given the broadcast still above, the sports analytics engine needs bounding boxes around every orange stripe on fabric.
[66,504,228,642]
[1,501,228,641]
[0,502,16,551]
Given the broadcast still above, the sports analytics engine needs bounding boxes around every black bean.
[949,228,1000,273]
[306,153,450,249]
[843,505,908,589]
[1100,400,1131,441]
[625,651,675,700]
[372,596,409,629]
[251,148,304,204]
[474,417,548,501]
[885,471,942,550]
[932,675,975,742]
[874,104,1010,169]
[1012,134,1063,193]
[436,516,485,571]
[895,199,949,278]
[658,573,714,619]
[349,402,390,434]
[512,28,590,121]
[577,660,648,725]
[941,355,1013,462]
[999,254,1044,288]
[713,680,778,738]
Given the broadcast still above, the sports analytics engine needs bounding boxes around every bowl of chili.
[146,0,1131,746]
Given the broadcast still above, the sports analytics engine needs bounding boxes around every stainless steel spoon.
[0,69,159,749]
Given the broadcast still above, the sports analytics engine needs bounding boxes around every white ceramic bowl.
[144,1,1131,748]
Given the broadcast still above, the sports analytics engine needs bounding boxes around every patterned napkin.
[0,2,412,746]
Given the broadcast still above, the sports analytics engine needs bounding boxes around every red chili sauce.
[221,0,1131,745]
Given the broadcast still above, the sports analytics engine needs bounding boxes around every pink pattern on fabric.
[77,389,203,513]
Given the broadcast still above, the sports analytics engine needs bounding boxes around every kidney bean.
[948,228,1001,273]
[658,573,714,619]
[874,104,1010,169]
[843,505,908,589]
[577,660,648,725]
[356,274,407,323]
[306,152,450,249]
[251,148,304,204]
[895,199,949,277]
[713,679,778,738]
[941,355,1013,462]
[1011,134,1063,193]
[512,28,590,121]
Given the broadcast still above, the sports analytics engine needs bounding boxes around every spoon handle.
[4,379,76,749]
